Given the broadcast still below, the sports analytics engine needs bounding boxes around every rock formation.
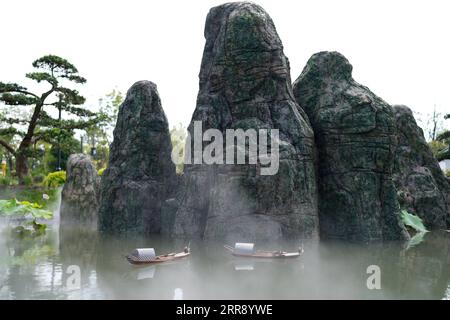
[60,153,100,228]
[392,105,450,228]
[172,2,319,241]
[98,81,177,235]
[293,51,409,241]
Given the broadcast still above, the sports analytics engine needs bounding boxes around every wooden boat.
[126,247,190,265]
[224,243,303,259]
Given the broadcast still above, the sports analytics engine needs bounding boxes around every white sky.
[1,0,449,134]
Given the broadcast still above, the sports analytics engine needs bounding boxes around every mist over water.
[0,220,449,299]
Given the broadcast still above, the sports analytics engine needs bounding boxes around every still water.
[0,218,449,300]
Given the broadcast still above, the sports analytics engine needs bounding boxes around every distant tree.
[428,140,446,158]
[436,113,450,161]
[83,89,123,167]
[0,55,100,183]
[0,109,18,173]
[418,105,445,141]
[47,134,81,171]
[98,89,123,143]
[170,123,187,174]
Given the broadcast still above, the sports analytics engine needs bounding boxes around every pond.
[0,214,449,300]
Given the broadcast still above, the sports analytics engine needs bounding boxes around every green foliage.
[406,231,427,250]
[435,113,450,161]
[437,147,450,162]
[428,140,446,158]
[400,210,429,249]
[0,92,37,105]
[0,55,102,183]
[33,174,45,184]
[42,171,66,188]
[98,89,123,137]
[0,198,53,237]
[92,144,110,169]
[82,89,123,168]
[400,209,428,233]
[32,55,84,81]
[11,187,58,209]
[436,130,450,142]
[445,170,450,178]
[0,82,27,92]
[0,199,53,219]
[98,167,105,176]
[46,134,80,170]
[0,176,14,186]
[22,176,33,186]
[26,72,57,85]
[170,123,187,174]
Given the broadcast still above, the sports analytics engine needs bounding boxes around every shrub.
[33,174,45,184]
[0,176,12,186]
[23,176,33,186]
[98,168,105,176]
[446,170,450,178]
[42,171,66,188]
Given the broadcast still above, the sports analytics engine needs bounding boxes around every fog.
[1,221,449,299]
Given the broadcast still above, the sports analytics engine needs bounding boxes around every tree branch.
[0,83,39,99]
[0,138,16,155]
[13,89,39,99]
[18,86,54,151]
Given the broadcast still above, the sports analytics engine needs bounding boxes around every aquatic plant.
[400,209,429,250]
[400,209,428,233]
[0,198,53,237]
[406,231,427,250]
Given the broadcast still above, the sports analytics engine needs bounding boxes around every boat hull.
[126,252,190,265]
[224,245,302,259]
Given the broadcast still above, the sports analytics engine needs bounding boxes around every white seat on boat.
[234,243,254,255]
[132,248,156,261]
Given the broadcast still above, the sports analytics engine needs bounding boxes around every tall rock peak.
[293,51,409,241]
[393,104,450,229]
[98,80,176,235]
[173,2,319,241]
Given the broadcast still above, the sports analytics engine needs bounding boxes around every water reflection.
[174,288,183,300]
[233,260,254,271]
[0,222,449,300]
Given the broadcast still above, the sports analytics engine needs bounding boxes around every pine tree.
[0,55,101,184]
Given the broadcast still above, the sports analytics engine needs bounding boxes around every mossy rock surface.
[392,105,450,229]
[98,81,176,235]
[173,2,319,241]
[61,154,100,228]
[293,51,409,241]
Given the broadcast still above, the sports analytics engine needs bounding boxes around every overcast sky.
[1,0,449,135]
